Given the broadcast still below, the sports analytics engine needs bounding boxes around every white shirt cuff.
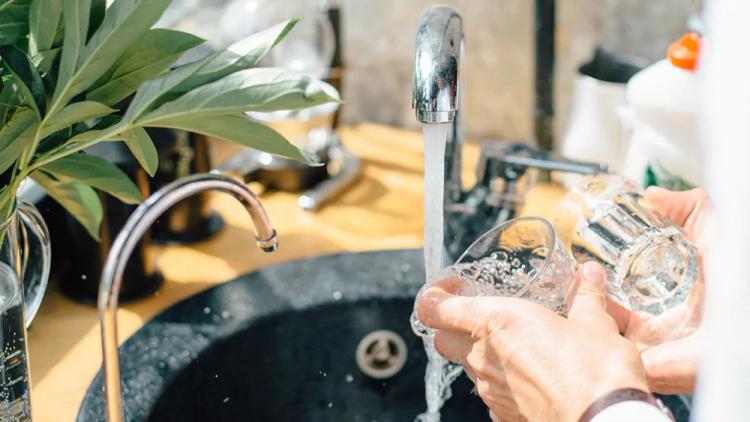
[590,400,672,422]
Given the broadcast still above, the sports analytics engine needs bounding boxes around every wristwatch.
[578,388,675,422]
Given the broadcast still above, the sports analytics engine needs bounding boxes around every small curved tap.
[98,173,278,422]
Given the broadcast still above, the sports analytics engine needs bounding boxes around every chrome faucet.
[412,6,610,259]
[97,173,278,422]
[412,5,463,205]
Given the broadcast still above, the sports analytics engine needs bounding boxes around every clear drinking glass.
[0,263,31,420]
[0,200,51,420]
[566,175,699,316]
[412,216,578,338]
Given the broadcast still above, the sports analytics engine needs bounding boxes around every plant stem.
[27,123,132,172]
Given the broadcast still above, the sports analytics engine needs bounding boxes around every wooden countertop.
[28,124,565,421]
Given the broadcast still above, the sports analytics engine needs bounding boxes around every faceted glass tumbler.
[566,175,700,315]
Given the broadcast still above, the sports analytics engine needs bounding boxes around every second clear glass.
[566,175,700,316]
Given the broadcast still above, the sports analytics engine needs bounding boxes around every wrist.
[562,371,650,422]
[577,388,673,422]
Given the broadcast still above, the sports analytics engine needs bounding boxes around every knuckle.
[433,331,449,357]
[466,350,490,377]
[473,309,513,339]
[416,294,437,327]
[475,379,492,399]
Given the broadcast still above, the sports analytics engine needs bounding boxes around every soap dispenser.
[622,32,703,189]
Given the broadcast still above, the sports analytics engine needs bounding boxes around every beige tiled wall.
[340,0,692,145]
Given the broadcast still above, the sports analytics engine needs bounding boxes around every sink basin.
[77,249,690,421]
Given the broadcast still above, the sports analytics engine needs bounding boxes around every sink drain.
[355,330,408,379]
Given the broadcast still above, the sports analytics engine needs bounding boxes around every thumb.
[567,262,618,333]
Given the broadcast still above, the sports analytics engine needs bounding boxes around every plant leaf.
[43,152,144,204]
[87,28,204,105]
[173,18,299,97]
[40,100,115,138]
[54,0,91,112]
[66,123,125,144]
[31,170,102,239]
[0,108,38,174]
[0,45,46,116]
[32,47,61,75]
[0,0,31,46]
[0,78,21,124]
[137,68,339,125]
[88,0,105,38]
[149,113,316,163]
[51,0,172,115]
[120,127,157,176]
[125,19,298,121]
[29,0,63,55]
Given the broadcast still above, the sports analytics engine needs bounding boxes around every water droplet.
[81,274,87,280]
[345,374,354,383]
[203,306,211,314]
[327,402,333,408]
[223,397,230,403]
[221,310,231,319]
[332,291,342,300]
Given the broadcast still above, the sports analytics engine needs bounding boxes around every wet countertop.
[27,124,565,421]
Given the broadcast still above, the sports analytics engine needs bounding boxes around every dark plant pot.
[148,128,223,244]
[58,143,162,304]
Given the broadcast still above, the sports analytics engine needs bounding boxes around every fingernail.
[421,287,445,304]
[646,186,666,194]
[582,262,605,286]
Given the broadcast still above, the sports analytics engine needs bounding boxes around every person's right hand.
[417,262,649,422]
[607,187,710,394]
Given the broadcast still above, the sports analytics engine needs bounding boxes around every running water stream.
[414,123,463,422]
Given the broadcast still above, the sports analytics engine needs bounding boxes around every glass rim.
[454,216,560,298]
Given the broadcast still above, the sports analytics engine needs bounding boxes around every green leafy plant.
[0,0,337,239]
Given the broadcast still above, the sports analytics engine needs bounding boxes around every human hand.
[607,187,710,394]
[417,262,648,422]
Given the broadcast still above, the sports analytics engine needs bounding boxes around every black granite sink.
[77,249,690,421]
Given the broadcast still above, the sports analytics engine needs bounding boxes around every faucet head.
[412,5,463,124]
[256,230,279,252]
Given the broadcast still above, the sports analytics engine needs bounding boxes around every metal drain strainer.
[355,330,408,379]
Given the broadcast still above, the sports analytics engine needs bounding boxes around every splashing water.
[413,123,463,422]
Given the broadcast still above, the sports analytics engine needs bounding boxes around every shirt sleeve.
[591,401,673,422]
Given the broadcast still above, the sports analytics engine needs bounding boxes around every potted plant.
[0,0,337,322]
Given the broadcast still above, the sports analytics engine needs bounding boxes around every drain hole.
[356,330,408,379]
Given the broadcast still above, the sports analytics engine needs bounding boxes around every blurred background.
[341,0,692,144]
[160,0,695,145]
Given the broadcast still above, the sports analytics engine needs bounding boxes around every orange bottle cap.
[668,32,702,71]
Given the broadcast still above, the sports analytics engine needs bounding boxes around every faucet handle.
[476,141,610,187]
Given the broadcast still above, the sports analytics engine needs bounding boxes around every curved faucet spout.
[412,6,463,123]
[412,5,462,124]
[412,5,465,213]
[98,173,278,422]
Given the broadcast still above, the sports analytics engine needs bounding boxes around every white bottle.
[623,33,703,188]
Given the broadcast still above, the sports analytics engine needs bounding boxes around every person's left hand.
[605,187,710,394]
[416,262,649,422]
